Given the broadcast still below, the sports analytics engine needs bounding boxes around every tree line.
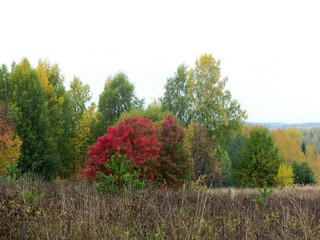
[0,54,318,187]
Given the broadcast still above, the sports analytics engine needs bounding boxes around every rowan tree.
[83,117,161,182]
[157,115,193,187]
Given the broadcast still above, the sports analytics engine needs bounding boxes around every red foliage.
[82,117,161,182]
[158,115,192,187]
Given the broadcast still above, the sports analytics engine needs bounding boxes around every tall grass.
[1,177,320,239]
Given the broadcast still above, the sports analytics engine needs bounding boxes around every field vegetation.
[1,177,320,240]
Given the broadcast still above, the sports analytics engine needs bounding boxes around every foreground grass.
[1,178,320,239]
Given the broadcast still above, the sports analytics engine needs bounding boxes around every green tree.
[292,161,317,185]
[56,77,91,176]
[37,61,65,166]
[7,58,55,178]
[187,54,247,149]
[68,76,91,129]
[162,64,191,127]
[118,99,170,124]
[236,127,280,187]
[98,72,143,136]
[301,140,306,155]
[0,64,9,102]
[184,122,221,186]
[94,152,145,192]
[70,104,99,174]
[228,133,246,185]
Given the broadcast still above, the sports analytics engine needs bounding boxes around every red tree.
[82,117,161,182]
[158,115,193,187]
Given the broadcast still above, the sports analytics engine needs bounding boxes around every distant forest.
[248,122,320,130]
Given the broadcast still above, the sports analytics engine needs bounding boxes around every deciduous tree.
[272,129,305,163]
[83,117,161,182]
[184,122,221,186]
[275,163,294,187]
[98,72,143,136]
[8,58,53,177]
[162,64,191,127]
[158,115,193,187]
[187,54,247,149]
[0,102,22,175]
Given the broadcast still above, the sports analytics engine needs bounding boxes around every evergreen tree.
[292,161,317,185]
[301,140,306,155]
[236,127,280,187]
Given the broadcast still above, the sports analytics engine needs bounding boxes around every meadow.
[1,177,320,240]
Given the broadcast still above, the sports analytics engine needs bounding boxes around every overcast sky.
[1,0,320,123]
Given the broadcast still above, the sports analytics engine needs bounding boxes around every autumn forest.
[2,54,320,239]
[1,54,320,187]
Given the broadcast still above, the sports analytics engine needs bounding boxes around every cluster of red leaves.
[82,115,192,187]
[82,117,161,182]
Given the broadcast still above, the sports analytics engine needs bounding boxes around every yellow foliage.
[272,129,305,163]
[70,106,98,173]
[286,128,303,145]
[275,163,294,187]
[0,132,22,175]
[306,145,317,161]
[37,61,50,92]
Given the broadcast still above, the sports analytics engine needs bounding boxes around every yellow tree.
[305,145,320,183]
[272,129,305,163]
[187,54,247,149]
[70,105,99,174]
[286,128,303,145]
[275,163,294,187]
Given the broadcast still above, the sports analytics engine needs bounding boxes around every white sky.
[1,0,320,123]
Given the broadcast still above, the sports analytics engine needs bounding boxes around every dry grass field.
[1,177,320,240]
